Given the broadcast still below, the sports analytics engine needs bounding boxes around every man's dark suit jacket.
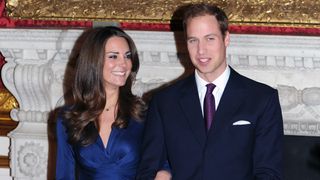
[137,67,283,180]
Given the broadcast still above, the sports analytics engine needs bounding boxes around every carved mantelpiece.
[0,28,320,179]
[0,29,81,179]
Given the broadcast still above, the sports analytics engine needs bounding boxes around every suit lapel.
[178,74,207,147]
[208,68,247,138]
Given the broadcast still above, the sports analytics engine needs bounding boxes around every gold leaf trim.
[0,89,18,121]
[6,0,320,28]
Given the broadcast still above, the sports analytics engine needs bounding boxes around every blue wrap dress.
[56,114,144,180]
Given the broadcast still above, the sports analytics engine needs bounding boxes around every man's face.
[186,14,230,82]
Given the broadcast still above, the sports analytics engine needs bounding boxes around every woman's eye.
[108,55,117,59]
[125,53,132,59]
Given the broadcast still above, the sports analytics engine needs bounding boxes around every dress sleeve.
[56,115,76,180]
[136,95,167,179]
[160,160,171,173]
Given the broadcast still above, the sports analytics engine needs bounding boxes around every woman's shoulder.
[55,108,66,126]
[55,107,70,138]
[55,105,72,127]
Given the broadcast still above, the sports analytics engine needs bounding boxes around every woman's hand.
[155,170,171,180]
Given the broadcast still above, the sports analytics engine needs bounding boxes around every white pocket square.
[232,120,251,125]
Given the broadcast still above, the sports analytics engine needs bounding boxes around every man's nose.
[197,40,206,54]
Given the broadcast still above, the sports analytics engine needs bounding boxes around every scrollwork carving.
[302,87,320,106]
[277,85,301,111]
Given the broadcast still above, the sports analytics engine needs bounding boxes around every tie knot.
[206,83,216,94]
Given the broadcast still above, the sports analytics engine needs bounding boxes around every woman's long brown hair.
[63,26,145,146]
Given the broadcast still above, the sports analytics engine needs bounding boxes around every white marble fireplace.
[0,28,320,179]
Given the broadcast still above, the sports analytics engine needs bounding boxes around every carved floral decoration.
[18,142,46,177]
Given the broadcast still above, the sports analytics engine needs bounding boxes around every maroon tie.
[204,83,216,131]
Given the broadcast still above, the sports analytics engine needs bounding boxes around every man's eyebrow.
[205,33,218,37]
[186,36,197,40]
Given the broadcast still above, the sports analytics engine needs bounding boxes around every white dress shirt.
[195,66,230,116]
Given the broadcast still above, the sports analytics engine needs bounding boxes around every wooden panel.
[0,155,9,168]
[0,120,17,136]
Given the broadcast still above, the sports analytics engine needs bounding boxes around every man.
[137,3,283,180]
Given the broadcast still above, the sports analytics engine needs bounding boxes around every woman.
[56,26,150,179]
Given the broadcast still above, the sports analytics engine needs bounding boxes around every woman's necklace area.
[105,104,117,111]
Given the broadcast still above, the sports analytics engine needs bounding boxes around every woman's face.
[103,36,132,90]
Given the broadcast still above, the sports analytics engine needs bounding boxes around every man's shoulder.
[232,69,277,94]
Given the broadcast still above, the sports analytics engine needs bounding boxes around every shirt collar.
[195,65,230,93]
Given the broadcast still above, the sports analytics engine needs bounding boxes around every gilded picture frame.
[6,0,320,28]
[0,89,17,120]
[0,89,18,135]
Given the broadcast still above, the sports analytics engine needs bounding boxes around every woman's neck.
[105,88,119,111]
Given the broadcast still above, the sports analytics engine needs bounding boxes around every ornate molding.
[6,0,320,28]
[1,29,320,130]
[1,28,320,179]
[17,142,46,177]
[8,122,49,179]
[0,29,82,117]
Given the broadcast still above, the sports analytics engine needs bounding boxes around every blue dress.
[56,114,144,180]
